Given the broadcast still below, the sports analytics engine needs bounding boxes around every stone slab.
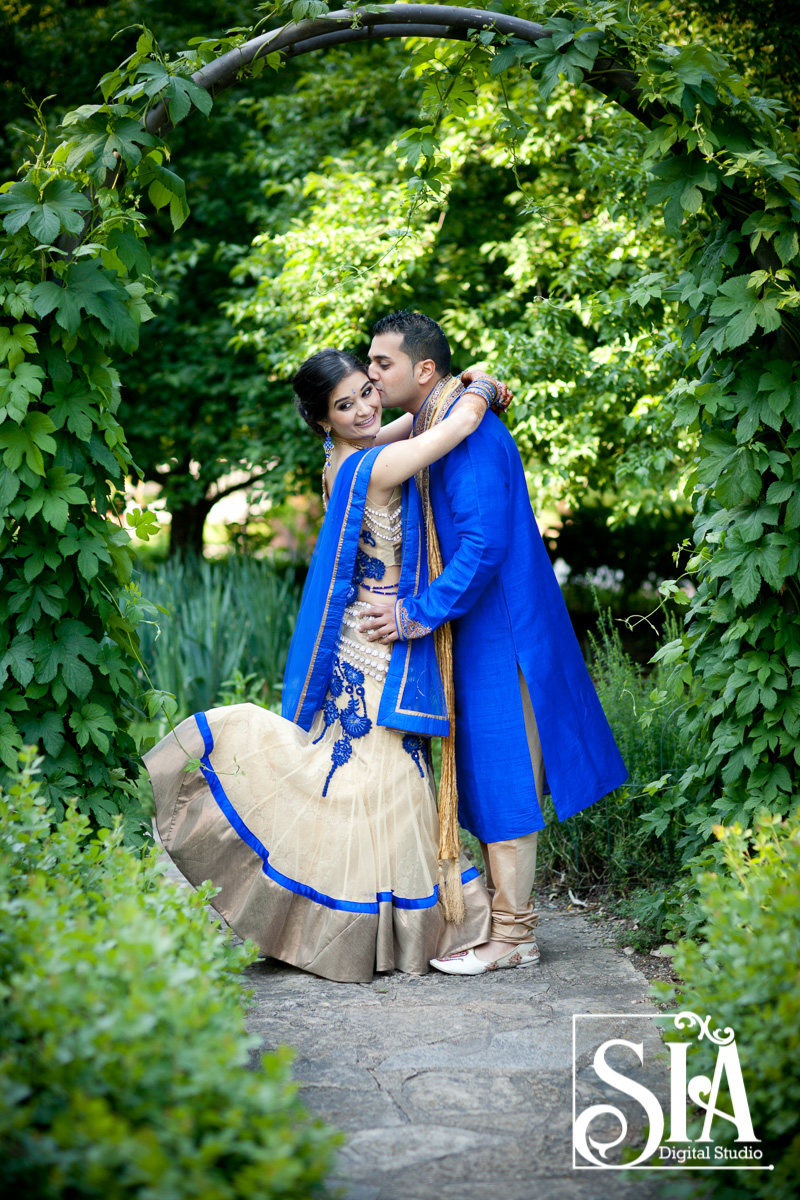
[160,846,667,1198]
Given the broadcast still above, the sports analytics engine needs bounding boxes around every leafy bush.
[0,750,339,1199]
[538,609,698,888]
[654,812,800,1200]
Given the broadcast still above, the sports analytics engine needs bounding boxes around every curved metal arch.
[145,5,651,136]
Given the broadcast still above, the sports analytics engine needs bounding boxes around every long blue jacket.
[396,408,628,842]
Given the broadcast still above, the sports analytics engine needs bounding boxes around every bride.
[145,348,504,983]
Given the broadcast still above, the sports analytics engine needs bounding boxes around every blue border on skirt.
[194,711,479,915]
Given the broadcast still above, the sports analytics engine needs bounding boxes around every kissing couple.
[145,310,627,982]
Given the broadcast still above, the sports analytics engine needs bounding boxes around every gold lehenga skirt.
[144,602,490,983]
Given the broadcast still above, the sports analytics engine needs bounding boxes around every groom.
[360,310,627,973]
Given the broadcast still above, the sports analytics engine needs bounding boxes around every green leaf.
[19,710,65,757]
[59,529,112,580]
[33,619,99,698]
[787,492,800,530]
[490,41,526,76]
[0,411,57,475]
[21,541,61,582]
[104,229,151,277]
[0,361,45,423]
[24,467,89,532]
[0,178,90,245]
[737,505,779,543]
[139,159,190,230]
[31,261,139,351]
[709,275,782,349]
[62,107,156,181]
[735,679,760,717]
[43,379,99,442]
[68,702,118,753]
[0,711,24,771]
[291,0,329,21]
[774,226,799,265]
[646,155,719,232]
[158,72,213,124]
[529,34,600,101]
[9,579,66,632]
[731,558,762,605]
[0,465,21,507]
[758,360,796,416]
[766,480,797,503]
[0,634,35,688]
[0,322,37,371]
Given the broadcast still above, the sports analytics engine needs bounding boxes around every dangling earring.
[321,423,333,512]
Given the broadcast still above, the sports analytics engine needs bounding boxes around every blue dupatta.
[281,448,448,736]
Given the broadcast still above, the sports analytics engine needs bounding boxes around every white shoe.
[430,940,540,975]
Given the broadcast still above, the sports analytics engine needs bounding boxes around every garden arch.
[2,3,799,853]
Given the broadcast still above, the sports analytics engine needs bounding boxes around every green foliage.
[604,884,688,952]
[654,812,800,1200]
[671,1,800,123]
[228,38,693,530]
[538,611,698,887]
[489,0,800,879]
[0,17,274,836]
[0,749,339,1198]
[135,556,302,729]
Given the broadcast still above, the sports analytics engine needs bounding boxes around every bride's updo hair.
[292,349,367,436]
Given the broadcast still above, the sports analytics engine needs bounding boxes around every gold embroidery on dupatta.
[293,451,375,723]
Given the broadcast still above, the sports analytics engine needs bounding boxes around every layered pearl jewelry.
[338,602,392,680]
[363,502,402,544]
[336,633,391,681]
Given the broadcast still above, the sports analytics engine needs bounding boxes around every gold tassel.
[429,518,465,924]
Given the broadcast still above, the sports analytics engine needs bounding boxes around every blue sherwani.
[396,410,628,843]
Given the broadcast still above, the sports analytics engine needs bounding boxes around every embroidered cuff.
[395,598,433,642]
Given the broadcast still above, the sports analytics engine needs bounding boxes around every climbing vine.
[0,30,233,837]
[1,3,799,858]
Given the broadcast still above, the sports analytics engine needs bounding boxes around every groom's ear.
[414,358,437,386]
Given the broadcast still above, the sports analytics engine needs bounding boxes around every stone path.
[160,852,667,1199]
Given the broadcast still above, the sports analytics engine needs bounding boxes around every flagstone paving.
[161,852,668,1199]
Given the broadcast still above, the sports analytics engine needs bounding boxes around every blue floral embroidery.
[402,734,428,778]
[361,527,377,547]
[354,550,385,585]
[340,701,371,739]
[316,655,372,795]
[317,698,339,733]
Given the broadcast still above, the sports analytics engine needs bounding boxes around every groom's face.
[367,332,418,409]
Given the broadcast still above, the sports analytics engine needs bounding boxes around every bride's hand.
[460,365,513,414]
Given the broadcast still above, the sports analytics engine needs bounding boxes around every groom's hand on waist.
[358,603,399,644]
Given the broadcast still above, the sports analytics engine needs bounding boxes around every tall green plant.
[136,556,301,719]
[538,612,697,886]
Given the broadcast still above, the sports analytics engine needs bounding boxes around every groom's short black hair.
[372,310,451,375]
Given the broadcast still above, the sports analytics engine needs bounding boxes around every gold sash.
[411,375,466,923]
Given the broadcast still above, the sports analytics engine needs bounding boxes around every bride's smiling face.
[327,371,381,441]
